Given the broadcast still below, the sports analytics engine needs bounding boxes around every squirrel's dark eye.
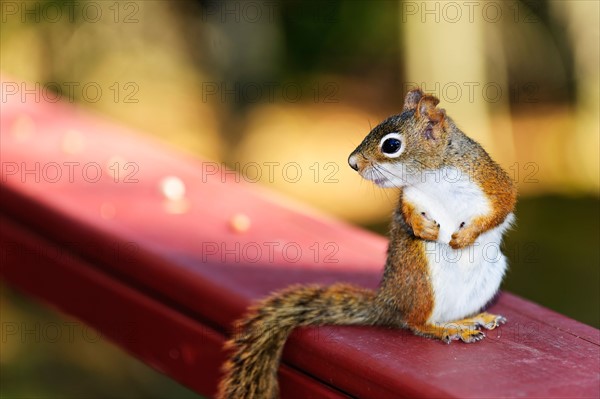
[379,132,404,158]
[382,138,401,154]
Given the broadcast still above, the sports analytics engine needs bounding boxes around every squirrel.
[217,88,517,399]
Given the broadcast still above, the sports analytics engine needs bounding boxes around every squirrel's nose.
[348,154,359,171]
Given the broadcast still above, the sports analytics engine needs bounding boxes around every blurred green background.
[1,0,598,398]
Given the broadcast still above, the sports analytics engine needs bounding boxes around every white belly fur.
[402,167,514,323]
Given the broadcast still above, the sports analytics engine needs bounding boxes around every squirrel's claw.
[412,212,440,241]
[461,330,486,343]
[464,312,507,330]
[482,314,507,330]
[449,225,480,249]
[440,327,485,344]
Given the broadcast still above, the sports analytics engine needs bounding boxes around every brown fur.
[401,198,440,241]
[217,284,378,399]
[217,89,516,398]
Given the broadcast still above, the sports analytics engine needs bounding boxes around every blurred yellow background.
[1,1,598,397]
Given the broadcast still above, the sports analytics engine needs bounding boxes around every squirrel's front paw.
[411,212,440,241]
[449,223,480,249]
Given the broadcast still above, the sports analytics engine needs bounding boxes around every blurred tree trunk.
[399,1,515,165]
[555,1,600,192]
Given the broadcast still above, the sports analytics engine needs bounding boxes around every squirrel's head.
[348,88,449,188]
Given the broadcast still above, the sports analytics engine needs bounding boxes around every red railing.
[1,76,598,398]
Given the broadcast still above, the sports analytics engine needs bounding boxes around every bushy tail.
[217,283,377,399]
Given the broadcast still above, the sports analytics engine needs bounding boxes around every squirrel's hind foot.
[442,327,485,344]
[411,313,507,344]
[464,312,507,330]
[411,323,485,344]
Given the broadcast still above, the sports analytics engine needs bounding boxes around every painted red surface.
[1,76,599,398]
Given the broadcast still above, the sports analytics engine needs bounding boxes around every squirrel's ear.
[416,95,446,125]
[403,88,424,111]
